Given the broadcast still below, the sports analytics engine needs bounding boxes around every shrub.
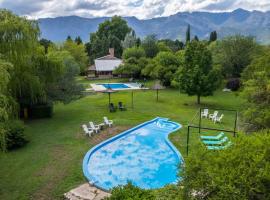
[107,182,155,200]
[181,132,270,200]
[154,184,183,200]
[4,120,28,150]
[226,78,241,91]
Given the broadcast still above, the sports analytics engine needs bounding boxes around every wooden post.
[187,126,190,156]
[131,91,134,109]
[234,111,238,137]
[199,108,202,134]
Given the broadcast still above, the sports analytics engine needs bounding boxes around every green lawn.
[0,78,245,199]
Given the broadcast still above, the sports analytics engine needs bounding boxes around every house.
[87,48,122,78]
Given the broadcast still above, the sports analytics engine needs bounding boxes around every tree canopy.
[141,35,159,58]
[241,47,270,130]
[114,47,147,78]
[176,41,221,104]
[143,51,180,86]
[209,31,217,42]
[0,10,83,107]
[63,39,89,73]
[211,35,257,78]
[121,30,137,49]
[87,16,131,63]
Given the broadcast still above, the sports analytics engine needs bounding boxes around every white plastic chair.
[214,114,224,123]
[209,111,218,121]
[89,121,100,133]
[82,124,93,137]
[201,109,208,118]
[104,117,113,127]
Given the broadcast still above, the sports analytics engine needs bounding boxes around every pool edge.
[82,117,183,192]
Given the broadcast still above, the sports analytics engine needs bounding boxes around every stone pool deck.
[64,183,110,200]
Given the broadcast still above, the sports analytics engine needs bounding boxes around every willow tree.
[0,9,44,107]
[0,58,17,151]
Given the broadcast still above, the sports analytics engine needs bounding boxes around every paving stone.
[64,183,110,200]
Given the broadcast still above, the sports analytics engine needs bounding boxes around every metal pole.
[187,126,190,156]
[109,93,111,105]
[199,108,202,134]
[234,111,237,137]
[156,89,159,102]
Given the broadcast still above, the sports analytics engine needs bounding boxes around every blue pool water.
[98,83,130,89]
[83,117,183,190]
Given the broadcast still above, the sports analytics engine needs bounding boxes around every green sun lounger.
[202,136,229,145]
[200,132,224,140]
[207,141,232,150]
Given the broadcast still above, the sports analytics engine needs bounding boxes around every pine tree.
[186,24,191,44]
[209,31,217,42]
[66,35,73,42]
[194,35,199,41]
[75,36,83,45]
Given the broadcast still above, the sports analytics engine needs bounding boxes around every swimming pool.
[98,83,130,89]
[83,117,183,191]
[90,83,146,91]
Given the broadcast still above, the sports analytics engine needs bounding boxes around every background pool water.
[85,118,183,190]
[98,83,130,89]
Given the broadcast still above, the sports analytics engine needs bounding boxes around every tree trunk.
[197,94,201,104]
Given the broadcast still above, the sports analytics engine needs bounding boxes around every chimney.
[109,48,114,57]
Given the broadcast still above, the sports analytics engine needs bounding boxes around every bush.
[154,185,183,200]
[107,182,155,200]
[181,132,270,200]
[3,120,28,150]
[226,78,241,91]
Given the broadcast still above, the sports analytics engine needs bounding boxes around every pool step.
[64,183,110,200]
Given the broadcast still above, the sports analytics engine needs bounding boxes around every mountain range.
[38,8,270,44]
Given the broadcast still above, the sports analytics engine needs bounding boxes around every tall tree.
[87,16,131,63]
[114,47,147,78]
[63,39,89,73]
[39,38,52,54]
[241,47,270,130]
[209,31,217,42]
[0,58,15,121]
[121,31,137,49]
[0,9,44,106]
[0,10,83,110]
[211,35,257,77]
[141,35,159,58]
[185,24,191,44]
[74,36,83,45]
[66,35,73,42]
[176,41,221,104]
[143,51,180,86]
[193,35,199,41]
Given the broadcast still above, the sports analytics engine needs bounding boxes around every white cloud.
[0,0,269,19]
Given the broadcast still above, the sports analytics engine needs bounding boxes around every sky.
[0,0,269,19]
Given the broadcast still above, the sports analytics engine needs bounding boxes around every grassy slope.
[0,78,244,199]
